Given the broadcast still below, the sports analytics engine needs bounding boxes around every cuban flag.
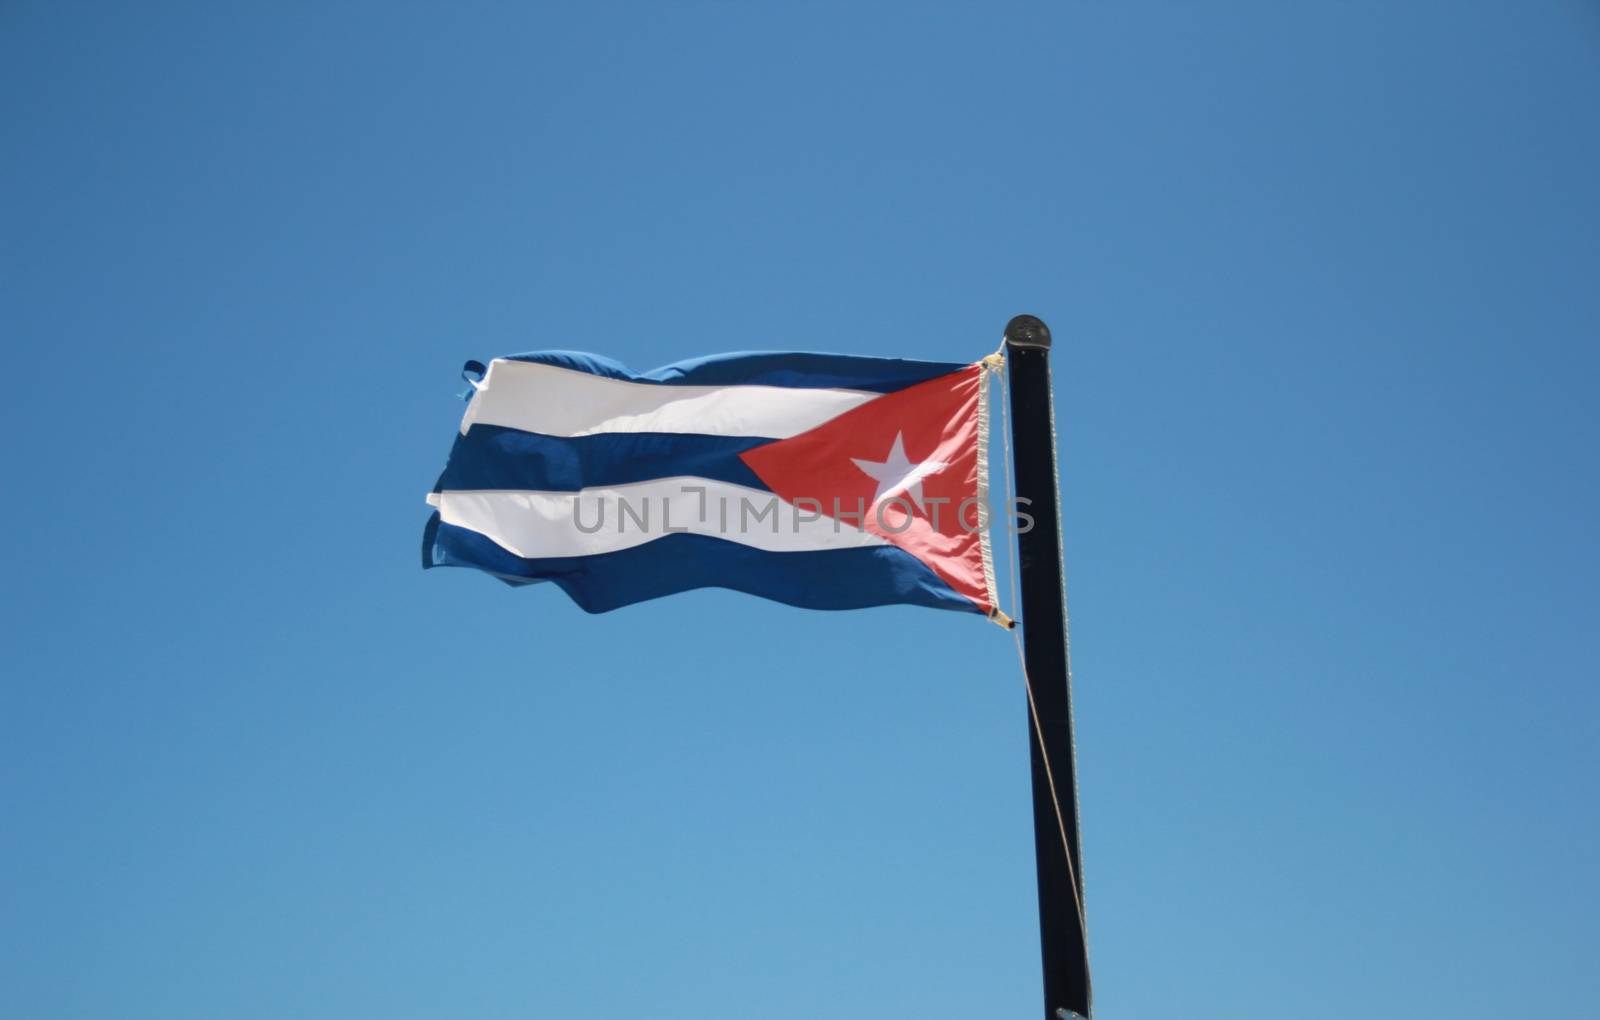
[423,351,1000,619]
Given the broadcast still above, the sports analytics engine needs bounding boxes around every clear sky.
[4,2,1597,1017]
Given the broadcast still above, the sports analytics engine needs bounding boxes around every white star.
[850,432,949,512]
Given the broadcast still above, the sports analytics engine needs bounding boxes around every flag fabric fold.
[423,350,998,618]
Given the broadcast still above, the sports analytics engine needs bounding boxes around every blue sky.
[4,2,1597,1017]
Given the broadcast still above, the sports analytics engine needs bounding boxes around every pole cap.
[1003,314,1052,350]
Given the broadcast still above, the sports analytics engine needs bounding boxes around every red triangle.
[739,365,992,612]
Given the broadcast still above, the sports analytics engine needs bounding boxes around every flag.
[422,350,999,618]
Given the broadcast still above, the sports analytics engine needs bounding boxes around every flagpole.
[1003,314,1092,1020]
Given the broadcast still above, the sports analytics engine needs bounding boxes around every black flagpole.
[1003,314,1091,1020]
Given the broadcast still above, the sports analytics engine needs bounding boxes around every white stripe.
[459,359,878,437]
[430,477,889,559]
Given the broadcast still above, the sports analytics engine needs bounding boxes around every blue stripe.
[422,515,982,616]
[494,350,967,394]
[437,426,773,492]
